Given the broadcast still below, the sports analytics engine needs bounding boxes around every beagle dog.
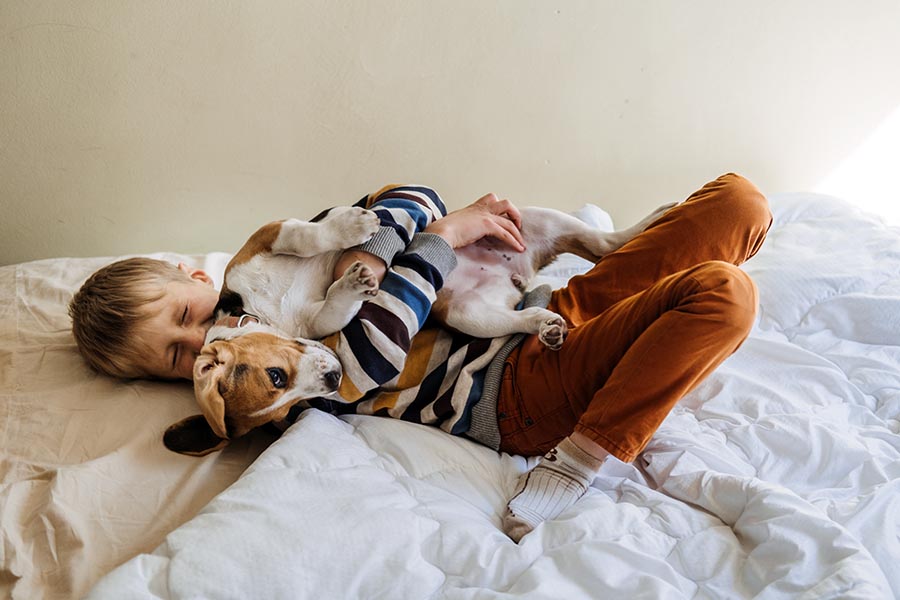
[164,202,675,455]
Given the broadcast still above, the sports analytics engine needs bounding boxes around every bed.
[2,193,898,599]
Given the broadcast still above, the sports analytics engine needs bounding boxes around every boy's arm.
[334,185,448,282]
[321,230,456,402]
[358,185,524,257]
[358,184,449,264]
[322,188,524,403]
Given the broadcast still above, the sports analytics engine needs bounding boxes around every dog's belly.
[455,239,536,279]
[442,240,535,307]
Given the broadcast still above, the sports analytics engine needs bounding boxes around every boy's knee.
[718,173,773,233]
[691,261,758,335]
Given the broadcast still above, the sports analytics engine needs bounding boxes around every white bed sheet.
[83,193,900,599]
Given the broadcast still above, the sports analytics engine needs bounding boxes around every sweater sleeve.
[355,185,449,266]
[320,186,457,402]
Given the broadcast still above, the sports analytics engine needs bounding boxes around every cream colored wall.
[2,1,900,265]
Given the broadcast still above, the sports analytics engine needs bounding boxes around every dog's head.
[164,322,342,456]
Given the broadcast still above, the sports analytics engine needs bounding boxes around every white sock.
[502,437,606,542]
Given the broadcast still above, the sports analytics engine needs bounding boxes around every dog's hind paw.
[342,260,379,298]
[538,316,568,350]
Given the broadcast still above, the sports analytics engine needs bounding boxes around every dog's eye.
[266,367,288,389]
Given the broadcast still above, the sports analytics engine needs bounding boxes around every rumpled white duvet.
[89,194,900,599]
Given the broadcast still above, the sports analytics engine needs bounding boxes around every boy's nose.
[187,324,208,352]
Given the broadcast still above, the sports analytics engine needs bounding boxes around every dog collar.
[237,313,260,327]
[204,313,264,346]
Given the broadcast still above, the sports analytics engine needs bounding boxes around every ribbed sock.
[502,437,606,542]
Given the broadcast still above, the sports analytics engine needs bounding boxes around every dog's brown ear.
[164,415,229,456]
[194,378,229,439]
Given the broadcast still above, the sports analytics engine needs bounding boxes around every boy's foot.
[502,437,606,542]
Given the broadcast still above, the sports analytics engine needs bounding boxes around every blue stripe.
[395,251,444,290]
[383,186,447,216]
[378,270,432,328]
[370,199,430,232]
[451,368,487,435]
[368,209,411,245]
[342,319,400,383]
[401,360,447,424]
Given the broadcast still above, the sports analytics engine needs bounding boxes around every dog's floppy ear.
[164,415,229,456]
[194,378,229,440]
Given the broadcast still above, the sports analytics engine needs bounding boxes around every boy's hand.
[425,193,525,251]
[332,193,522,284]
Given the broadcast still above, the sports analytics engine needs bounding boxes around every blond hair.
[69,258,192,378]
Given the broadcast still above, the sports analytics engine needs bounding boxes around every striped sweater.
[302,185,548,449]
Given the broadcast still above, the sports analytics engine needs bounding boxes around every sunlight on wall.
[816,105,900,225]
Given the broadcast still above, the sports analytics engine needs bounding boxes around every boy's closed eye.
[171,340,180,372]
[171,303,190,371]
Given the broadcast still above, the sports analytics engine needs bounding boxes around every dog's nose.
[324,370,341,391]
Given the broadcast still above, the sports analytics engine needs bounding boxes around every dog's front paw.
[538,315,568,350]
[339,260,379,298]
[327,206,381,246]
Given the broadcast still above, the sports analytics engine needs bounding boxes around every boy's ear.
[177,262,214,286]
[164,415,229,456]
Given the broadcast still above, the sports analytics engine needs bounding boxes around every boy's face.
[136,265,220,380]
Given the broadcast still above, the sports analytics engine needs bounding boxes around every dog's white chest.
[227,253,337,335]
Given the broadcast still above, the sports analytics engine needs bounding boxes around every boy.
[70,175,772,542]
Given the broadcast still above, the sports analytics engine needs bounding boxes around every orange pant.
[497,173,773,461]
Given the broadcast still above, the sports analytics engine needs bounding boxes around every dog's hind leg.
[439,302,568,350]
[582,202,679,257]
[519,204,677,267]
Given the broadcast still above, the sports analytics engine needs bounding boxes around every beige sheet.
[0,253,272,600]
